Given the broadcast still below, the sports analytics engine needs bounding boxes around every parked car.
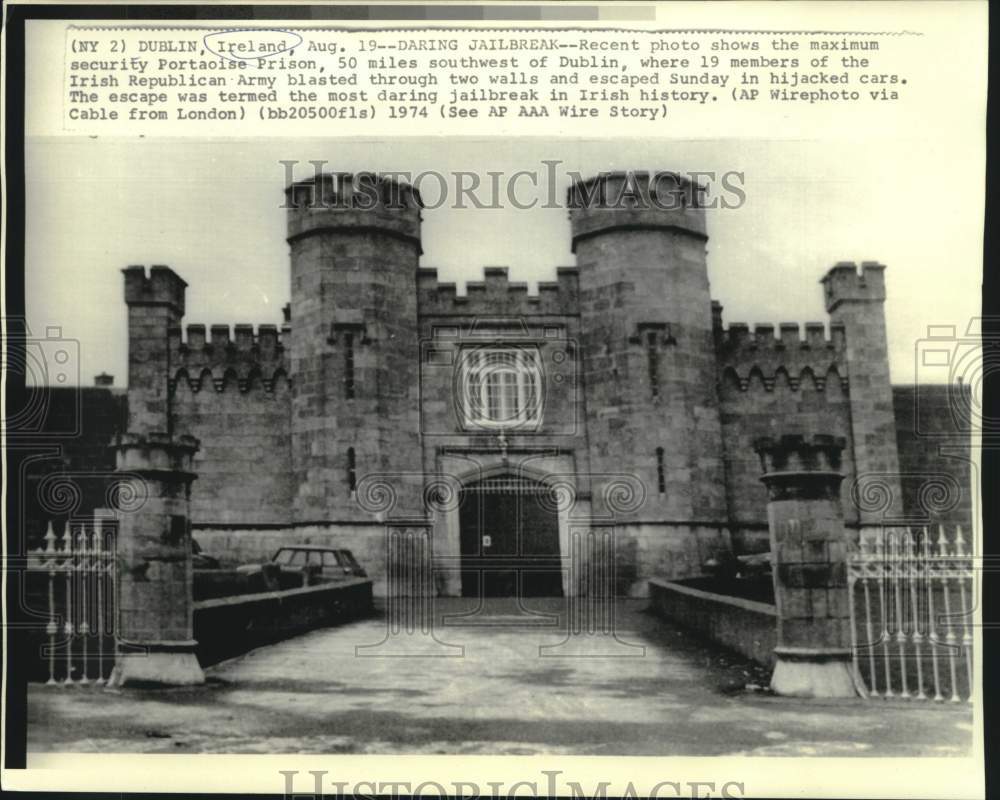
[191,538,221,569]
[237,545,367,585]
[736,552,772,577]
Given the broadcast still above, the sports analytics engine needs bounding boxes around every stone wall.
[822,263,903,522]
[568,181,728,536]
[648,577,778,667]
[194,523,393,595]
[417,265,579,317]
[194,578,373,666]
[20,385,126,545]
[717,320,857,533]
[104,176,972,602]
[195,520,731,598]
[287,175,424,523]
[416,309,584,444]
[172,372,295,525]
[613,523,732,596]
[892,383,973,526]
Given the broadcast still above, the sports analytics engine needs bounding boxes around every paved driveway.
[27,598,974,755]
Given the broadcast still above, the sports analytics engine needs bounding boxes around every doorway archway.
[458,475,563,598]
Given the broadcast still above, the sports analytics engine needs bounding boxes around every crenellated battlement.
[417,265,579,316]
[717,321,848,392]
[168,322,291,393]
[107,168,931,559]
[567,171,708,253]
[821,261,886,312]
[285,172,423,252]
[123,265,187,315]
[718,321,846,351]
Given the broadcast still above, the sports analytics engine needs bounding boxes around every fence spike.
[955,525,968,558]
[44,522,57,555]
[936,524,948,558]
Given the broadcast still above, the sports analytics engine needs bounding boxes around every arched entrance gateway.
[457,475,563,598]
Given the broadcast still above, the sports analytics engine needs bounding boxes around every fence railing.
[848,525,974,702]
[26,517,117,685]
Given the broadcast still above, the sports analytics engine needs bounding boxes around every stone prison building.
[30,171,972,598]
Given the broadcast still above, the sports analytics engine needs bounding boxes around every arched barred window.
[460,347,542,429]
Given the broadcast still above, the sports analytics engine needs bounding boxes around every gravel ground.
[27,598,974,756]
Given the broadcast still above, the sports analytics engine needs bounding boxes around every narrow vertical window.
[646,331,660,398]
[344,332,355,399]
[347,447,357,495]
[656,447,666,494]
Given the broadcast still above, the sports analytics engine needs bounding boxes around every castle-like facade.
[116,171,970,596]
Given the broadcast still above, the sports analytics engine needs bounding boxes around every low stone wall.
[648,577,777,667]
[193,577,374,666]
[196,522,735,598]
[615,524,733,596]
[194,524,390,592]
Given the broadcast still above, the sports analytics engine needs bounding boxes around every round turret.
[286,172,423,253]
[567,171,706,253]
[284,171,424,523]
[570,170,725,523]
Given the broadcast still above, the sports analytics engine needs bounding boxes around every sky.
[24,136,982,387]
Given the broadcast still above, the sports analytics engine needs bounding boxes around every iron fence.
[27,517,117,685]
[848,525,974,702]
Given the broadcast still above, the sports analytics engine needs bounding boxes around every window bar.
[517,350,527,424]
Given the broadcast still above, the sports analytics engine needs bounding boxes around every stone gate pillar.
[110,433,204,687]
[754,434,859,698]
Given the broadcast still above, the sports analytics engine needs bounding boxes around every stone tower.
[122,265,187,434]
[821,262,902,524]
[285,173,424,521]
[569,172,727,521]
